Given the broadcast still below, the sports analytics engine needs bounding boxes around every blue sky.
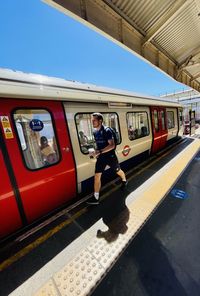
[0,0,188,96]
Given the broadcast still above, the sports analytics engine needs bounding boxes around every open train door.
[151,107,168,154]
[0,99,76,232]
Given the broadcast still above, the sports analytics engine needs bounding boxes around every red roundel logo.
[122,145,131,156]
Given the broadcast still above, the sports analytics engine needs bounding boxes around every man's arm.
[99,139,115,154]
[95,140,115,156]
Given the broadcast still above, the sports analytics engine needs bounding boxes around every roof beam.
[179,46,200,65]
[142,0,189,46]
[189,47,200,60]
[183,62,200,70]
[175,55,192,79]
[102,0,146,36]
[178,47,200,71]
[191,72,200,82]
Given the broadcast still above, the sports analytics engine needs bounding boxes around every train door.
[159,108,168,149]
[151,107,168,153]
[0,99,76,228]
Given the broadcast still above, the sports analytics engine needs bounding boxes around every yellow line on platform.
[133,139,200,206]
[0,208,86,272]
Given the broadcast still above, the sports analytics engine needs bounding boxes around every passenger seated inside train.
[128,125,135,140]
[79,131,89,152]
[141,126,148,136]
[168,118,173,129]
[40,136,57,165]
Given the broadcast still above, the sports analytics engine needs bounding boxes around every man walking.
[87,113,127,205]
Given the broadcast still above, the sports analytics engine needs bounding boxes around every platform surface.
[0,137,200,296]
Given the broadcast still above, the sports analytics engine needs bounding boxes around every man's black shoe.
[86,196,99,205]
[121,180,128,188]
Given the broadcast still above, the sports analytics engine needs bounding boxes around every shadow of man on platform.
[96,188,130,243]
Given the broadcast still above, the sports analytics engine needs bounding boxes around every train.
[0,69,183,240]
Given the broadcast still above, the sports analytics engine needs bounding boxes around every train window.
[75,112,121,154]
[127,112,149,140]
[75,114,95,154]
[13,109,59,170]
[167,111,175,129]
[153,110,159,132]
[161,110,166,130]
[179,109,183,126]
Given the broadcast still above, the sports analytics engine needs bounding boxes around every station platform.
[0,137,200,296]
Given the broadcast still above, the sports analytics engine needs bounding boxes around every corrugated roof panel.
[154,1,200,63]
[110,0,200,65]
[110,0,177,32]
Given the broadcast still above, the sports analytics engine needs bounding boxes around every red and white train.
[0,69,183,240]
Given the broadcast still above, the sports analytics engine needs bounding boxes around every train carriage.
[0,69,183,239]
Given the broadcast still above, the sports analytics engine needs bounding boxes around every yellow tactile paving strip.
[11,139,200,296]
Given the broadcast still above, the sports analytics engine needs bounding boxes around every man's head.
[92,112,103,129]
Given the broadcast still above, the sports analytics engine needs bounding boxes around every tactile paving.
[53,249,103,296]
[34,279,59,296]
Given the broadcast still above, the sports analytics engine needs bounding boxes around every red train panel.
[0,99,76,227]
[151,106,168,153]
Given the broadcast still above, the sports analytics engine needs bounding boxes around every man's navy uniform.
[94,125,120,173]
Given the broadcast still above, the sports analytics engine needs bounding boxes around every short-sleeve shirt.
[41,145,54,157]
[93,125,114,154]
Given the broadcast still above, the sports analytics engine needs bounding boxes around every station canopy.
[44,0,200,93]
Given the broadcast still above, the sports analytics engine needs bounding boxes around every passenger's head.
[79,131,84,136]
[40,136,48,146]
[92,112,103,128]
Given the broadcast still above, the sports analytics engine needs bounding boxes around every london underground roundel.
[122,145,131,156]
[29,119,44,132]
